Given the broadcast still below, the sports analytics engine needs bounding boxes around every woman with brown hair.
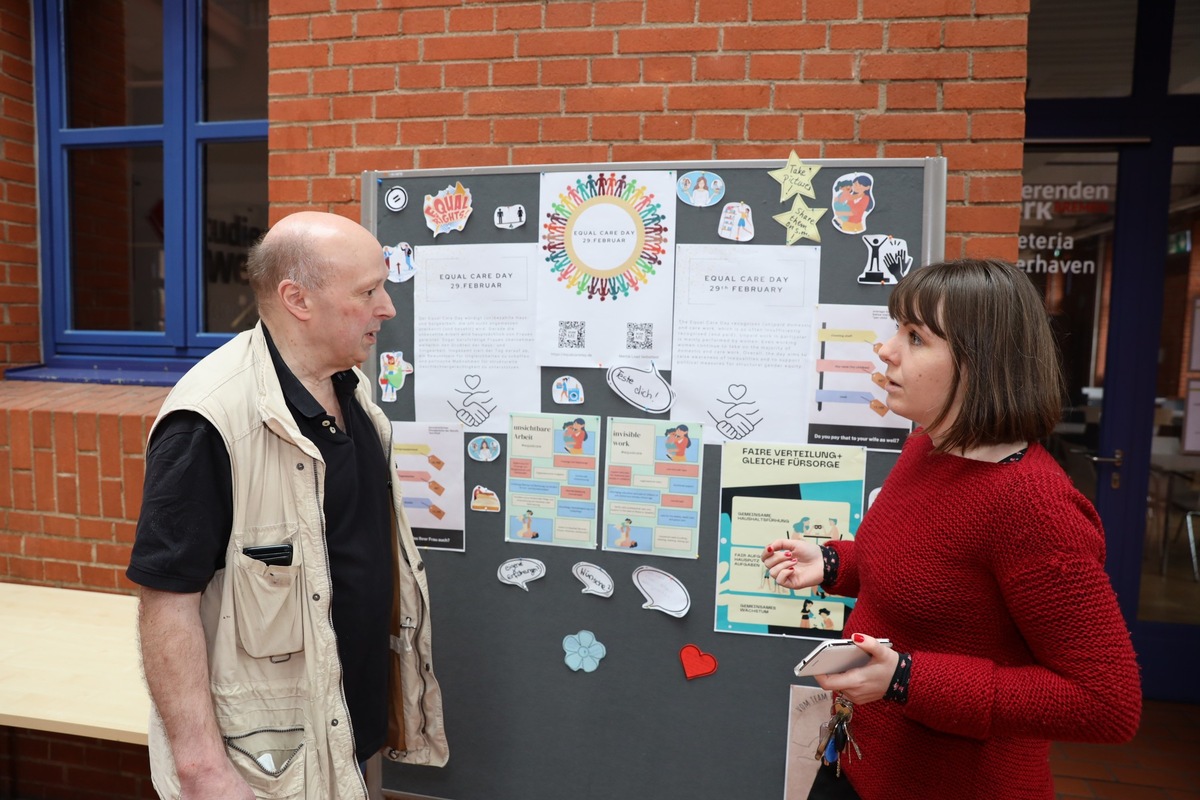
[763,259,1141,799]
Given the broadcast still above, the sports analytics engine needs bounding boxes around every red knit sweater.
[827,434,1141,800]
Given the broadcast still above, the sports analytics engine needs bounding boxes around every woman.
[761,259,1140,799]
[563,418,588,455]
[841,174,874,233]
[665,424,692,462]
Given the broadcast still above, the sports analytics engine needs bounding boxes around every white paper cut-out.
[632,565,691,617]
[497,557,546,591]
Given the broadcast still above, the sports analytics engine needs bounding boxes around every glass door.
[1140,148,1200,628]
[1024,145,1200,702]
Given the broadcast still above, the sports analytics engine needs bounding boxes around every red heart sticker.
[679,644,718,680]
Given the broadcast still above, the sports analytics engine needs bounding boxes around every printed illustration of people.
[717,201,755,242]
[448,374,497,427]
[493,204,526,230]
[517,510,539,539]
[562,417,589,454]
[467,435,500,462]
[377,351,413,403]
[664,424,692,462]
[791,516,845,545]
[552,375,584,404]
[800,598,815,627]
[858,234,913,285]
[831,172,875,234]
[384,241,416,283]
[677,170,725,208]
[708,384,762,440]
[614,518,638,548]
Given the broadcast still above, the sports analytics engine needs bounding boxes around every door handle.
[1069,447,1123,467]
[1089,449,1123,468]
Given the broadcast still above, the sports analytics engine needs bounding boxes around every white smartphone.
[793,638,893,677]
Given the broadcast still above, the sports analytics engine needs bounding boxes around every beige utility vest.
[146,324,447,799]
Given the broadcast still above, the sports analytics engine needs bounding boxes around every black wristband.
[884,652,912,704]
[821,545,840,587]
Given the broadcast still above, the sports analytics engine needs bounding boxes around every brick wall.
[0,0,39,374]
[0,729,157,800]
[0,379,167,799]
[267,0,1029,261]
[0,382,168,591]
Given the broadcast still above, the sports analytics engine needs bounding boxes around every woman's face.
[876,318,960,437]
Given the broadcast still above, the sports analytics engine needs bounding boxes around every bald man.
[129,213,447,799]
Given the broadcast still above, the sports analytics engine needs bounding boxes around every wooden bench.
[0,582,149,745]
[0,582,387,798]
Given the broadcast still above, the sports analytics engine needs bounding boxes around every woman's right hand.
[760,538,825,591]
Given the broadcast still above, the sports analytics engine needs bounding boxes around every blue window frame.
[27,1,267,382]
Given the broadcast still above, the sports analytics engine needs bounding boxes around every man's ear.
[277,280,312,321]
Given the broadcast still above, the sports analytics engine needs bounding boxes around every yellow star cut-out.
[772,196,828,245]
[767,150,821,202]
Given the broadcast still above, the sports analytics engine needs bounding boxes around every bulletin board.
[363,157,945,800]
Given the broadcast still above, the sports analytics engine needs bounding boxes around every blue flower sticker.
[563,630,606,673]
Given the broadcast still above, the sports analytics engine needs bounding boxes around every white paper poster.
[602,417,704,559]
[535,170,678,368]
[808,303,911,450]
[671,244,821,444]
[413,242,540,434]
[389,422,466,551]
[505,413,601,549]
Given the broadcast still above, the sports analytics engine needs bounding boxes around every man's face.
[308,239,395,370]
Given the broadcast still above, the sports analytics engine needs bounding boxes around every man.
[128,212,447,799]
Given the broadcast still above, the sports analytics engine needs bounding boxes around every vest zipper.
[387,425,432,744]
[223,727,304,776]
[311,454,368,798]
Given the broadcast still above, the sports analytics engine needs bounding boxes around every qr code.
[558,321,586,349]
[626,322,653,350]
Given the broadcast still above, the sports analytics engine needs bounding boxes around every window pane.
[203,140,267,333]
[204,0,269,120]
[1027,0,1136,99]
[1141,146,1200,626]
[1170,1,1200,94]
[69,146,164,331]
[65,0,163,127]
[1021,149,1118,503]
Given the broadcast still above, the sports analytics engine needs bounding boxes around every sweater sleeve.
[900,482,1141,744]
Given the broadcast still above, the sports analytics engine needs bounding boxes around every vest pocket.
[233,550,304,660]
[224,725,305,798]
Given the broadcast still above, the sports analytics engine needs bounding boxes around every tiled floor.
[1052,700,1200,798]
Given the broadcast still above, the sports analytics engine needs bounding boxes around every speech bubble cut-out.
[632,565,691,618]
[679,644,718,680]
[497,558,546,591]
[606,363,676,413]
[571,562,614,598]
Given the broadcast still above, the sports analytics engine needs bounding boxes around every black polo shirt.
[128,326,394,761]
